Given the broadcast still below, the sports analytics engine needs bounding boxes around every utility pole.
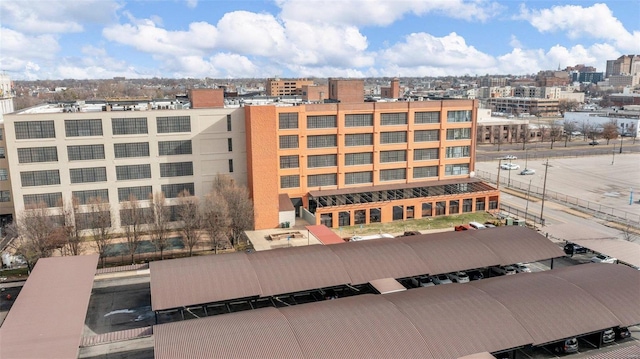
[612,144,616,165]
[524,179,532,224]
[620,135,623,154]
[496,158,502,190]
[540,159,549,227]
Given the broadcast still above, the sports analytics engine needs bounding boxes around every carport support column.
[550,257,554,270]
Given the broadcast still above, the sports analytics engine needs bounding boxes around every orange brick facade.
[189,89,224,108]
[328,78,364,103]
[245,100,500,230]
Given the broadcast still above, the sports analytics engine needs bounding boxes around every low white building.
[563,109,639,138]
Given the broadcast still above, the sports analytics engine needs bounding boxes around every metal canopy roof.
[154,264,640,359]
[150,226,564,311]
[570,238,640,269]
[0,255,99,359]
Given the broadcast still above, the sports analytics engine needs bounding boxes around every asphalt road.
[476,139,640,162]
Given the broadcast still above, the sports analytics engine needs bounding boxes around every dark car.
[589,140,600,145]
[615,327,631,340]
[466,269,484,281]
[564,243,588,256]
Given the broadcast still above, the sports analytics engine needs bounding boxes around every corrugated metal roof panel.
[570,238,640,268]
[150,252,261,311]
[386,284,532,358]
[472,226,565,265]
[246,245,351,296]
[0,255,99,359]
[471,271,621,345]
[306,224,345,245]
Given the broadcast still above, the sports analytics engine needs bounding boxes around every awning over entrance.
[305,224,345,245]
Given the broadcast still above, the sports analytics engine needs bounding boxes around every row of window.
[279,129,470,149]
[14,116,192,140]
[278,147,469,169]
[16,140,194,163]
[278,110,471,129]
[23,183,196,209]
[280,164,469,188]
[20,162,194,186]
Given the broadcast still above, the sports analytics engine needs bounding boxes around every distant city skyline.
[1,0,639,80]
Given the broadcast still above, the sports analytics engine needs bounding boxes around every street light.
[620,134,623,154]
[540,159,549,227]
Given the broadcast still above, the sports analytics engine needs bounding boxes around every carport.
[568,238,640,269]
[0,255,99,359]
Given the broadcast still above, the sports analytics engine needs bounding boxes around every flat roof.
[308,177,490,197]
[570,238,640,268]
[0,255,99,359]
[155,264,640,358]
[305,224,345,245]
[150,227,564,310]
[369,278,407,294]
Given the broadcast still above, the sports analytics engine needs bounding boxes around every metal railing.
[476,147,640,162]
[476,170,640,227]
[499,203,544,225]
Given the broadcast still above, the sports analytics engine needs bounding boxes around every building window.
[227,138,233,152]
[116,164,152,180]
[307,115,337,129]
[0,190,10,202]
[308,154,337,168]
[345,171,373,185]
[381,113,407,126]
[445,163,470,176]
[227,114,232,131]
[345,114,373,127]
[157,116,191,133]
[24,192,62,208]
[414,111,440,124]
[68,145,105,161]
[345,133,373,146]
[228,159,234,173]
[120,208,153,225]
[160,162,193,177]
[17,147,58,163]
[463,198,473,213]
[65,119,103,137]
[72,189,109,205]
[20,170,60,187]
[446,128,471,140]
[75,212,111,230]
[307,135,337,148]
[450,200,460,214]
[413,166,438,178]
[162,183,195,198]
[70,167,107,183]
[114,142,150,158]
[0,148,4,159]
[279,135,299,149]
[0,169,7,181]
[345,152,373,166]
[0,128,3,140]
[112,117,148,135]
[15,121,56,139]
[446,146,470,158]
[278,113,298,129]
[159,140,192,156]
[308,173,337,187]
[414,148,439,161]
[380,150,406,163]
[447,110,471,123]
[118,186,152,202]
[380,168,406,181]
[380,131,407,144]
[414,130,439,142]
[279,155,299,169]
[280,175,300,189]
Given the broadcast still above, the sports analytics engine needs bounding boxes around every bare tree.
[563,121,578,144]
[492,126,504,151]
[549,121,563,149]
[121,195,147,264]
[621,224,638,243]
[520,125,532,150]
[88,197,113,268]
[538,124,548,143]
[602,120,619,145]
[176,190,202,256]
[509,125,518,144]
[147,192,172,260]
[558,99,579,115]
[580,121,593,141]
[212,175,254,247]
[61,197,83,256]
[202,191,230,253]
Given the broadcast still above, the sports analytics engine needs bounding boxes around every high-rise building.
[605,55,640,78]
[266,78,314,97]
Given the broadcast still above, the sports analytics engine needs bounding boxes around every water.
[104,237,185,257]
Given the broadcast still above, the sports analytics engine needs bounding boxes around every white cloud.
[509,35,522,49]
[185,0,198,9]
[276,0,503,26]
[518,3,640,52]
[0,27,60,59]
[0,0,121,33]
[215,11,288,56]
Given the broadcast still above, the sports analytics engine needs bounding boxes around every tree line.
[6,175,254,270]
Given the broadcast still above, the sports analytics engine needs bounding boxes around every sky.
[1,0,639,80]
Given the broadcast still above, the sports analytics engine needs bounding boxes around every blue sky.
[1,0,639,80]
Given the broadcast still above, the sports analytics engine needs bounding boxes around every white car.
[590,254,617,264]
[502,155,517,160]
[513,263,531,273]
[490,265,517,276]
[447,271,470,283]
[430,274,453,285]
[500,163,520,170]
[468,222,486,229]
[411,275,435,287]
[519,168,536,175]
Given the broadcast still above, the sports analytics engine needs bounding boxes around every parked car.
[490,265,517,276]
[430,274,453,285]
[500,163,520,170]
[468,222,486,230]
[455,224,473,231]
[589,140,600,145]
[502,155,517,160]
[466,269,484,281]
[513,263,531,273]
[552,338,579,354]
[590,254,617,263]
[563,243,588,256]
[571,131,582,136]
[447,271,470,283]
[615,327,631,340]
[411,275,435,288]
[602,328,615,344]
[519,168,536,175]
